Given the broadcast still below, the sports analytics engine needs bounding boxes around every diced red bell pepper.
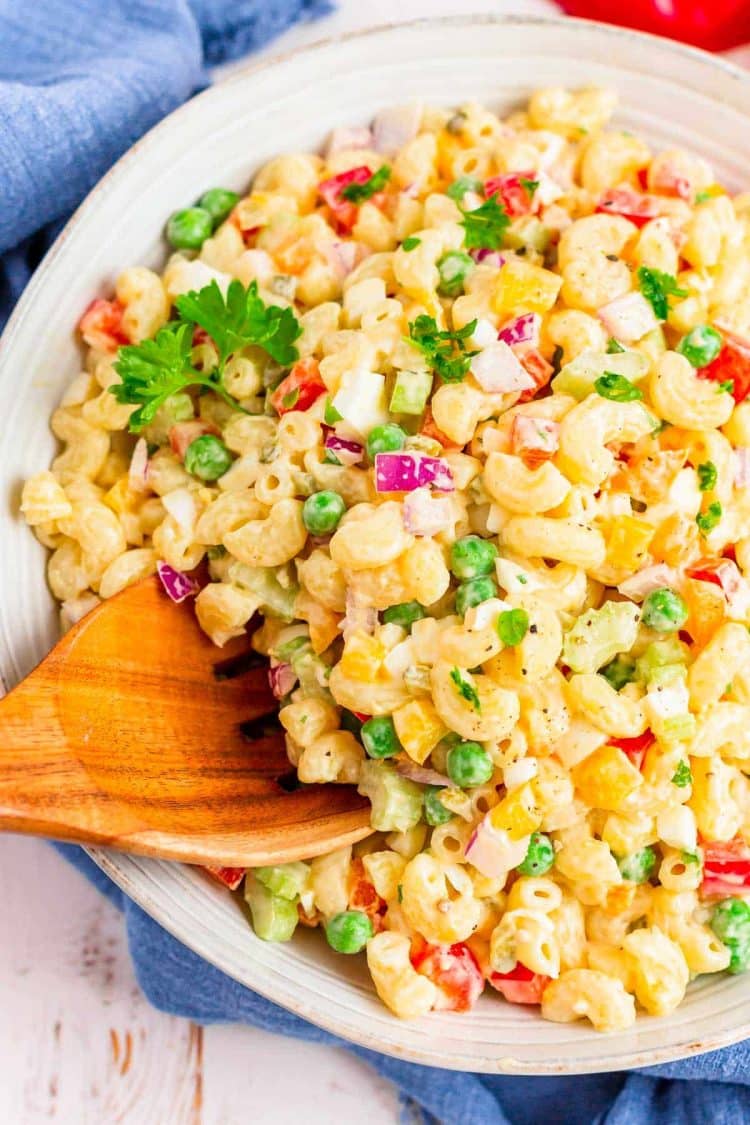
[318,166,373,234]
[352,711,371,722]
[79,297,129,352]
[411,941,485,1012]
[484,171,538,218]
[420,406,462,451]
[702,838,750,899]
[270,357,327,416]
[488,962,550,1005]
[204,865,246,890]
[686,557,744,600]
[518,349,554,403]
[697,331,750,404]
[596,188,663,228]
[169,420,220,461]
[609,731,656,771]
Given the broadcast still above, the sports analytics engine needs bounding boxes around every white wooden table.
[0,2,580,1119]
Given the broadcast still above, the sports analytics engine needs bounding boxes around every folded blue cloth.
[3,3,750,1121]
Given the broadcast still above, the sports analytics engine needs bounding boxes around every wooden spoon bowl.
[0,576,371,865]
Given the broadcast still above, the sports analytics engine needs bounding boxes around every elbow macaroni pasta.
[25,86,750,1031]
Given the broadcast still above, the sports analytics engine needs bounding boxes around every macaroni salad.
[21,87,750,1031]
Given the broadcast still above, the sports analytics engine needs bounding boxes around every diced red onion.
[342,589,378,640]
[597,291,659,342]
[470,248,505,268]
[497,313,541,350]
[618,564,679,602]
[735,448,750,488]
[325,125,373,157]
[324,240,365,278]
[156,561,199,603]
[374,452,454,494]
[162,488,198,534]
[471,342,536,394]
[464,814,531,878]
[394,757,451,786]
[372,103,422,156]
[323,429,364,467]
[402,487,454,536]
[128,437,149,493]
[268,661,298,700]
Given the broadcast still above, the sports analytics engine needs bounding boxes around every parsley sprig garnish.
[406,315,478,383]
[672,760,692,788]
[450,667,481,712]
[697,461,717,492]
[637,266,688,321]
[340,165,391,203]
[460,195,510,251]
[594,371,644,402]
[112,279,301,432]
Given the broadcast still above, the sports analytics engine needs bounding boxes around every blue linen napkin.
[3,3,750,1120]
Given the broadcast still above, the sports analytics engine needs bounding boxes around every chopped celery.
[601,654,637,691]
[647,663,687,690]
[660,714,697,745]
[635,638,689,684]
[292,647,332,699]
[562,601,640,674]
[503,217,551,254]
[255,861,310,900]
[244,873,299,941]
[389,370,433,415]
[357,761,423,832]
[228,561,298,621]
[551,348,649,400]
[273,633,310,662]
[142,391,195,445]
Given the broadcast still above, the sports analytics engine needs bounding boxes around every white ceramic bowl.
[3,15,750,1073]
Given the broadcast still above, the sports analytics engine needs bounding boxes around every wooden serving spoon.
[0,576,372,866]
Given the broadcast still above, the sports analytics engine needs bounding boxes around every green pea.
[198,187,240,227]
[450,535,498,579]
[727,939,750,974]
[437,250,474,298]
[641,587,689,633]
[166,206,213,250]
[361,716,400,759]
[677,324,723,368]
[601,654,637,691]
[302,490,346,534]
[517,832,555,877]
[455,576,497,616]
[617,847,656,884]
[382,601,425,629]
[497,608,529,647]
[446,741,493,787]
[711,898,750,944]
[184,434,233,480]
[366,423,407,460]
[325,910,374,954]
[424,785,453,826]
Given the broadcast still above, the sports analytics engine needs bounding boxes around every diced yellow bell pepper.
[339,631,386,681]
[489,781,542,840]
[571,745,643,812]
[491,259,562,316]
[606,515,655,572]
[392,699,448,764]
[102,477,138,515]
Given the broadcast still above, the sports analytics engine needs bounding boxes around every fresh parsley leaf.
[681,851,701,867]
[697,461,718,492]
[606,337,626,354]
[281,387,300,410]
[672,760,692,787]
[340,165,391,203]
[324,396,343,424]
[695,190,712,204]
[519,177,539,198]
[450,666,481,712]
[460,195,510,251]
[175,279,300,368]
[406,314,478,383]
[447,175,484,202]
[402,236,421,251]
[497,608,530,647]
[717,379,735,395]
[637,266,688,321]
[111,322,238,432]
[696,501,722,536]
[594,371,644,402]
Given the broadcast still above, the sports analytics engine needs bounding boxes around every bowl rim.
[4,11,750,1073]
